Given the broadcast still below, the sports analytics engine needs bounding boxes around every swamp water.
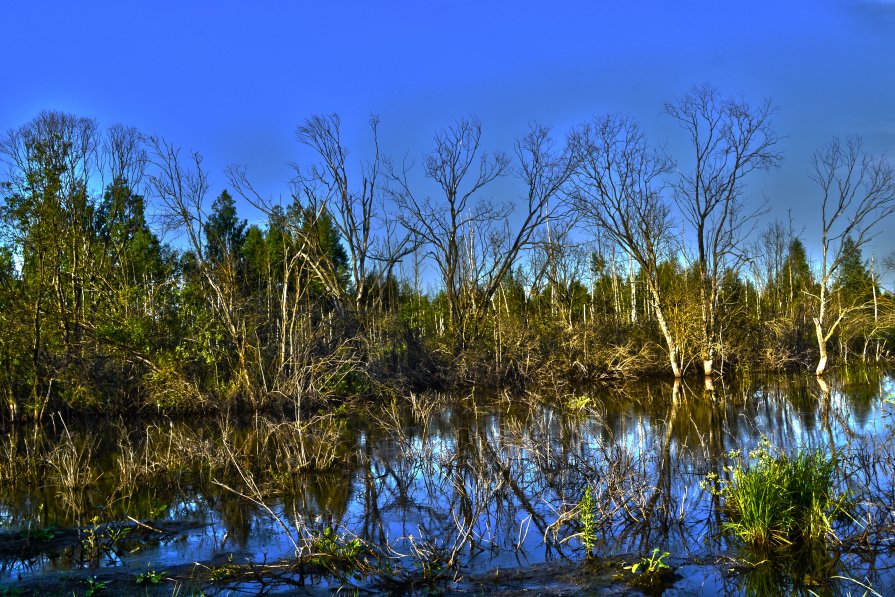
[1,369,894,595]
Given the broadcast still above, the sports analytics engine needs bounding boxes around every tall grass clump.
[716,445,848,550]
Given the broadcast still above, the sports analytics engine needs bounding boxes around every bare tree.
[808,136,895,376]
[665,84,781,375]
[290,114,414,316]
[95,125,148,267]
[529,218,590,331]
[387,118,572,354]
[229,115,415,321]
[102,124,147,190]
[569,114,683,377]
[226,115,420,397]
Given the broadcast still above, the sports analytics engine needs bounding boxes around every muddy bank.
[2,550,714,595]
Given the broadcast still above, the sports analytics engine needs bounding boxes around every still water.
[1,369,893,594]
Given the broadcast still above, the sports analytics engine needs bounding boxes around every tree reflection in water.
[1,369,894,594]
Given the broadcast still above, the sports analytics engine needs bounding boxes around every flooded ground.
[1,368,894,595]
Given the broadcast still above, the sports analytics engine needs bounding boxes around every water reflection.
[0,368,893,594]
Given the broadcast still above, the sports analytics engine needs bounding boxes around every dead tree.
[808,136,895,376]
[665,84,781,376]
[290,114,414,318]
[569,114,684,377]
[388,118,573,355]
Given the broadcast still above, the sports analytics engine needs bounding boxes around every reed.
[719,446,847,550]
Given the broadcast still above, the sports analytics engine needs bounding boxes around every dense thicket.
[2,88,894,419]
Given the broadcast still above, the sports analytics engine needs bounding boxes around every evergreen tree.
[837,236,875,305]
[779,238,813,318]
[204,190,247,265]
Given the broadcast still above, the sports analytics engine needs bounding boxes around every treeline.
[1,85,894,419]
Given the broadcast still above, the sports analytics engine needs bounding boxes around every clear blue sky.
[2,1,894,282]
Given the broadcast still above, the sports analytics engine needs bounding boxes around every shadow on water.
[0,367,894,594]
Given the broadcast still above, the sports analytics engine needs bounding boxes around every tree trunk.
[814,317,828,376]
[652,294,682,378]
[700,271,713,377]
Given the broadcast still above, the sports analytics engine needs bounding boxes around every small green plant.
[309,527,363,564]
[619,548,676,593]
[566,394,590,411]
[208,562,242,581]
[147,499,168,519]
[80,516,103,567]
[306,526,373,581]
[26,526,56,541]
[578,485,597,557]
[24,509,57,541]
[79,516,131,568]
[136,568,166,585]
[85,575,107,595]
[625,548,670,574]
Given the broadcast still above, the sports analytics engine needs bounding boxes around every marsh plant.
[305,526,374,580]
[578,485,597,557]
[620,548,676,594]
[135,567,167,585]
[626,548,670,575]
[712,444,850,549]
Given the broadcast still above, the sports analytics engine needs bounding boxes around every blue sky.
[2,0,894,283]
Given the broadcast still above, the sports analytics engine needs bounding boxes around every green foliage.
[837,236,875,304]
[711,444,849,550]
[293,204,349,292]
[0,109,894,417]
[566,394,591,412]
[620,548,676,593]
[80,515,133,568]
[26,526,56,541]
[204,190,247,264]
[135,568,167,585]
[310,526,363,563]
[306,526,372,581]
[84,575,107,595]
[781,239,814,301]
[625,548,670,575]
[578,485,597,556]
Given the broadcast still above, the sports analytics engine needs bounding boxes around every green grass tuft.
[716,445,848,550]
